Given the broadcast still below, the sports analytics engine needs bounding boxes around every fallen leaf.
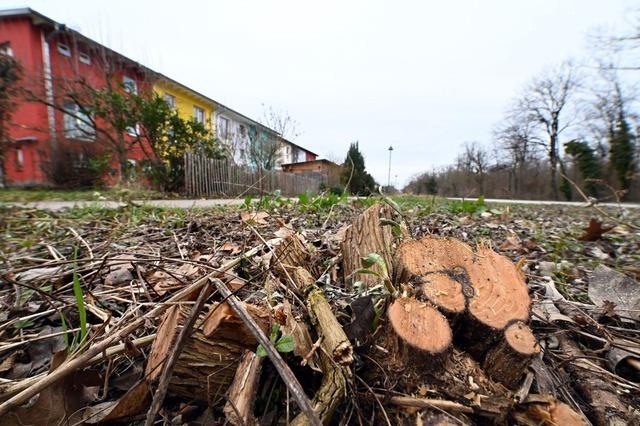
[578,218,614,241]
[588,265,640,321]
[343,296,376,347]
[240,211,269,225]
[219,241,242,255]
[82,380,150,424]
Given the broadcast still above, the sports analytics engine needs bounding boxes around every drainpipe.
[40,29,56,148]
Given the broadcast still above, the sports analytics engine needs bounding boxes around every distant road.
[2,197,640,211]
[447,197,640,209]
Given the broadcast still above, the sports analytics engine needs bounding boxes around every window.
[57,42,71,57]
[15,148,24,170]
[63,101,95,140]
[218,116,229,139]
[78,52,91,65]
[126,123,140,137]
[239,124,247,138]
[0,42,13,57]
[123,76,137,94]
[164,94,176,109]
[193,106,206,124]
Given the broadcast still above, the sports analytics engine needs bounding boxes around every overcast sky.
[1,0,636,186]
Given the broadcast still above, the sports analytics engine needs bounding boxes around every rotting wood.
[341,203,395,289]
[286,266,352,425]
[211,278,322,426]
[223,350,263,426]
[145,299,270,401]
[556,334,631,426]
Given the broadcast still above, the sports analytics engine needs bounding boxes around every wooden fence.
[184,154,322,197]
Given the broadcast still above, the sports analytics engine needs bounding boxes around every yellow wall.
[153,81,215,130]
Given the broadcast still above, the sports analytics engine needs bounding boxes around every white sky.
[1,0,636,186]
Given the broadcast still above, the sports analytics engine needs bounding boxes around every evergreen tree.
[564,140,602,197]
[609,115,636,195]
[340,142,376,195]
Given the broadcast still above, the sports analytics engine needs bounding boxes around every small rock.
[538,261,557,277]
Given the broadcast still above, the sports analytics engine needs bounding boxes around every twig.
[210,277,322,426]
[144,282,211,426]
[0,245,262,416]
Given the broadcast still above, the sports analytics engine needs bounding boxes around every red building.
[0,8,153,187]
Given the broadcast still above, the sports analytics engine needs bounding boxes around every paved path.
[2,197,639,211]
[448,197,640,209]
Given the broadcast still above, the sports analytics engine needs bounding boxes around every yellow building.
[153,75,216,130]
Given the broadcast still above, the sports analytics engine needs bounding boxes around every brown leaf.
[240,211,269,225]
[578,218,614,241]
[82,380,150,424]
[219,241,242,255]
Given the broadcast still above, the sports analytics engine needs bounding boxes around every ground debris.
[0,200,638,424]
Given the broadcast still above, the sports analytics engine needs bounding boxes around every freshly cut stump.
[483,321,540,389]
[386,297,452,365]
[418,273,466,315]
[395,237,530,355]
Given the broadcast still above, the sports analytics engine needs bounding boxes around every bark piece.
[223,351,263,426]
[483,321,540,389]
[341,203,395,289]
[557,334,630,426]
[145,301,270,403]
[514,395,588,426]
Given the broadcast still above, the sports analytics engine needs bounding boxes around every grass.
[0,187,167,203]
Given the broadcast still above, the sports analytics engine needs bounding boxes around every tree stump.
[145,301,270,403]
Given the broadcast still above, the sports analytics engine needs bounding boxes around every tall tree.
[609,113,636,195]
[457,141,490,195]
[564,139,602,197]
[341,142,376,195]
[518,61,578,199]
[0,52,22,186]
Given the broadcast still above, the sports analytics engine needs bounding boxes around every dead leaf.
[240,211,269,225]
[588,265,640,321]
[578,218,614,241]
[219,241,242,255]
[500,234,523,252]
[343,296,376,347]
[82,380,150,424]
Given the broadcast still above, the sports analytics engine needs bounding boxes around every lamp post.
[387,145,394,189]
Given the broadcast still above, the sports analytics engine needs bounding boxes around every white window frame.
[57,42,71,57]
[15,147,24,169]
[0,42,13,57]
[164,93,176,109]
[123,76,137,94]
[78,51,91,65]
[63,101,95,140]
[193,106,206,125]
[218,116,229,139]
[126,123,141,137]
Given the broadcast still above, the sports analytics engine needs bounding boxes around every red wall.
[0,16,154,187]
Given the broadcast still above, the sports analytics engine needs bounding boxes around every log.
[417,272,466,316]
[482,321,540,389]
[341,203,395,289]
[223,350,263,426]
[145,301,270,403]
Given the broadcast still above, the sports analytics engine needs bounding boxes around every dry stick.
[144,282,211,426]
[375,394,474,414]
[210,278,322,426]
[0,246,261,416]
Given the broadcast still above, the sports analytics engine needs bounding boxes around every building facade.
[0,8,318,187]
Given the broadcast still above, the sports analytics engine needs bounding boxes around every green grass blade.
[72,270,87,344]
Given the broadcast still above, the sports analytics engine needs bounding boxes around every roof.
[281,159,339,168]
[278,137,318,156]
[0,8,317,152]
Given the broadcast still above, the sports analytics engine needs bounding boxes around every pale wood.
[223,351,263,426]
[341,203,395,289]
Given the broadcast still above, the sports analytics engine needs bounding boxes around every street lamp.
[387,145,394,189]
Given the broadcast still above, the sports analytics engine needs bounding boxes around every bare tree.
[493,109,542,195]
[260,104,300,141]
[457,141,490,195]
[517,61,579,199]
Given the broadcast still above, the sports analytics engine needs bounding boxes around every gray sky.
[1,0,636,186]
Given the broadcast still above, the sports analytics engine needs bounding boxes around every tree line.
[405,13,640,202]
